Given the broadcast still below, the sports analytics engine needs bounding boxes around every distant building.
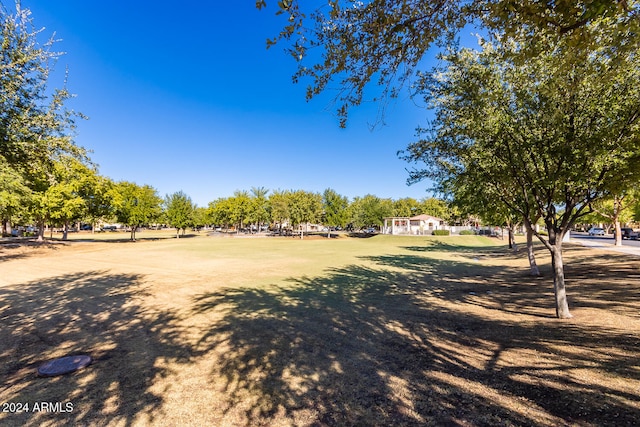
[382,214,446,235]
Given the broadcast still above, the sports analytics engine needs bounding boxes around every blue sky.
[23,1,436,207]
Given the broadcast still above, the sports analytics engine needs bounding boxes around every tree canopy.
[322,188,349,231]
[257,0,639,126]
[288,190,323,238]
[111,182,162,241]
[1,2,84,169]
[164,191,195,237]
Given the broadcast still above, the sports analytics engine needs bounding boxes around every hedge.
[432,230,450,236]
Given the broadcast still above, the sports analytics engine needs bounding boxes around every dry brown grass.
[0,234,638,426]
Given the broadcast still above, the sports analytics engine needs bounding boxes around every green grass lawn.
[1,233,639,426]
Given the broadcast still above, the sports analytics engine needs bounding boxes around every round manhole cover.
[38,355,92,377]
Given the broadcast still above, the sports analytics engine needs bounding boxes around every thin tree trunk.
[550,242,572,319]
[614,221,622,246]
[37,221,45,242]
[525,223,540,276]
[62,221,69,241]
[508,225,518,252]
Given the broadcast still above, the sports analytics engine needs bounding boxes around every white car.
[588,227,605,236]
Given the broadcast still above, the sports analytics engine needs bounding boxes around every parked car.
[620,227,639,239]
[588,227,605,236]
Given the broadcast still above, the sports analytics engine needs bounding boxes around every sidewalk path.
[569,235,640,257]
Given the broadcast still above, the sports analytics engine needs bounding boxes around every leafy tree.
[111,181,162,241]
[82,174,114,234]
[23,156,93,241]
[392,197,420,217]
[230,190,252,232]
[192,206,209,231]
[257,0,639,126]
[288,190,322,239]
[1,3,85,171]
[269,189,291,234]
[587,192,639,246]
[0,157,30,235]
[420,198,450,221]
[207,198,233,231]
[249,186,271,233]
[207,192,252,233]
[402,26,640,318]
[45,157,101,240]
[1,3,87,241]
[322,188,349,235]
[349,194,393,230]
[164,191,195,238]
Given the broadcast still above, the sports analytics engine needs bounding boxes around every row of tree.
[1,158,455,241]
[205,188,452,238]
[0,3,456,242]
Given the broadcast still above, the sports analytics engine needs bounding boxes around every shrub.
[432,229,450,236]
[459,229,475,235]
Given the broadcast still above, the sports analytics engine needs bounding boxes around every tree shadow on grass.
[561,247,640,317]
[401,241,640,317]
[0,241,64,263]
[192,252,640,426]
[0,271,190,427]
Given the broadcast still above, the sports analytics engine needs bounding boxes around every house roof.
[409,214,444,222]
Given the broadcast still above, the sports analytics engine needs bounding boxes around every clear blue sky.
[23,1,436,207]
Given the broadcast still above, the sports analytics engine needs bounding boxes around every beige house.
[383,214,446,235]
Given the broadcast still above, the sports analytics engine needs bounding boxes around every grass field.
[1,232,639,426]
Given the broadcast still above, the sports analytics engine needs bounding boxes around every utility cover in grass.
[37,355,92,377]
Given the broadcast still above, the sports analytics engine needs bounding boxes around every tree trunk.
[131,226,137,241]
[525,222,540,276]
[614,221,622,246]
[62,221,69,241]
[176,228,180,238]
[36,221,45,242]
[550,242,573,319]
[508,226,518,252]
